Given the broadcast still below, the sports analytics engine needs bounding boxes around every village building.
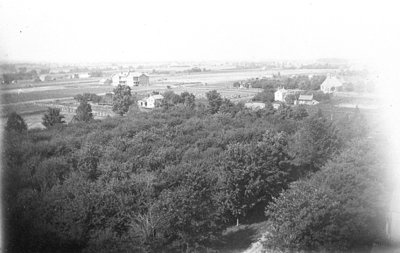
[274,88,302,102]
[295,94,319,105]
[112,72,150,87]
[244,102,266,110]
[99,78,112,85]
[137,94,164,109]
[320,75,343,93]
[78,73,90,79]
[272,102,282,110]
[70,73,90,79]
[39,74,55,82]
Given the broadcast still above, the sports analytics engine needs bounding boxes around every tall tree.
[112,85,132,116]
[5,112,27,132]
[223,131,292,225]
[42,107,65,128]
[206,90,223,114]
[290,110,341,173]
[180,92,196,108]
[73,100,93,122]
[265,140,387,251]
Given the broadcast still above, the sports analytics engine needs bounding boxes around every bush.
[265,140,388,251]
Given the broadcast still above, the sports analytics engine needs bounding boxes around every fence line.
[35,102,114,117]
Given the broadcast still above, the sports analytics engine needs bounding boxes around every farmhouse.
[39,75,55,82]
[244,102,265,110]
[295,94,319,105]
[274,88,302,102]
[320,75,343,93]
[112,72,150,87]
[71,73,90,79]
[137,94,164,109]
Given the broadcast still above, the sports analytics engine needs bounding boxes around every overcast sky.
[0,0,399,63]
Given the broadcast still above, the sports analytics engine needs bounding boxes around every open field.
[0,68,339,129]
[1,68,336,103]
[0,77,102,90]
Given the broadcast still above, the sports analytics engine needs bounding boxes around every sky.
[0,0,399,63]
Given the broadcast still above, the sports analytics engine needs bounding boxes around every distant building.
[39,75,55,82]
[272,102,282,110]
[320,75,343,93]
[78,73,90,79]
[274,88,302,102]
[244,102,266,110]
[295,94,319,105]
[137,94,164,109]
[112,72,150,87]
[99,78,112,85]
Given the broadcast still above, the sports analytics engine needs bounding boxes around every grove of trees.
[2,90,388,252]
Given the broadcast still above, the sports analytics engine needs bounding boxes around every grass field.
[1,68,338,129]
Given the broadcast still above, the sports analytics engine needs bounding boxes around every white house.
[295,94,319,105]
[78,73,90,79]
[274,88,302,102]
[112,72,150,87]
[320,75,343,93]
[39,74,54,82]
[244,102,266,110]
[137,94,164,109]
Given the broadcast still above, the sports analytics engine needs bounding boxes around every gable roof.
[150,94,164,100]
[298,94,313,101]
[321,76,343,88]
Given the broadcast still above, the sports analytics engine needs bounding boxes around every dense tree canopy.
[42,107,66,128]
[112,85,133,116]
[265,140,388,251]
[5,111,27,132]
[206,90,223,114]
[2,90,386,252]
[73,100,93,122]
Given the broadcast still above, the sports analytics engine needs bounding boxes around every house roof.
[150,94,164,100]
[321,76,343,88]
[127,72,149,77]
[299,94,313,101]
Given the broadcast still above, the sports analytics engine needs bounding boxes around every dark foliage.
[5,111,27,132]
[42,107,66,128]
[2,92,381,252]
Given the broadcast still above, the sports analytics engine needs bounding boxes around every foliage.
[206,90,223,114]
[74,93,102,103]
[2,69,38,84]
[222,131,293,224]
[5,112,27,132]
[289,110,342,173]
[265,140,388,251]
[2,92,375,252]
[73,100,93,122]
[112,85,132,116]
[252,89,275,103]
[42,107,66,128]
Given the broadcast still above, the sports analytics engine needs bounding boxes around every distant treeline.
[235,74,327,90]
[2,69,39,84]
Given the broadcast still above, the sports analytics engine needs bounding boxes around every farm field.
[1,68,337,129]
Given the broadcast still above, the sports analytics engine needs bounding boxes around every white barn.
[274,88,302,102]
[112,72,150,87]
[320,76,343,93]
[137,94,164,109]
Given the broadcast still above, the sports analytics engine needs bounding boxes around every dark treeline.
[2,90,388,252]
[2,69,39,84]
[237,74,327,90]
